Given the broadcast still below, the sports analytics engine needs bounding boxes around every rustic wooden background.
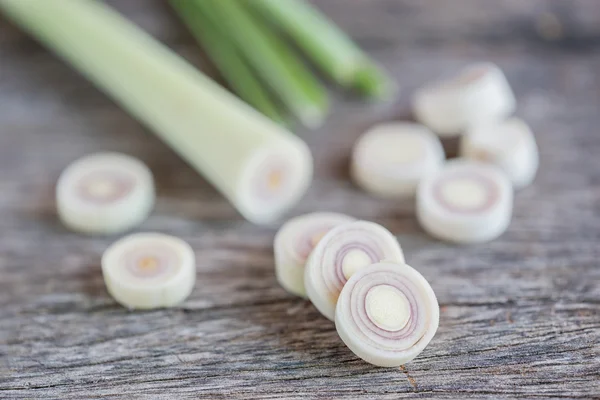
[1,0,599,398]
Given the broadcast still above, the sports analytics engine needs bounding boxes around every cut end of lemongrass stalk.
[335,261,439,367]
[351,122,445,198]
[56,152,155,235]
[416,159,513,243]
[102,233,196,310]
[235,136,313,224]
[274,212,356,297]
[304,220,405,321]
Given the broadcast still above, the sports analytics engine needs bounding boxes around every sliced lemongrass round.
[305,220,405,321]
[413,63,516,136]
[56,152,154,235]
[335,261,439,367]
[351,122,445,198]
[417,159,513,243]
[461,118,539,189]
[274,212,356,297]
[102,233,196,309]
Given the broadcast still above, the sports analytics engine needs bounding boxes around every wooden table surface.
[1,1,599,398]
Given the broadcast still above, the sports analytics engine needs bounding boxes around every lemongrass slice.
[335,262,439,367]
[102,233,196,309]
[274,212,356,297]
[351,122,445,198]
[56,152,154,235]
[413,63,516,136]
[0,0,312,225]
[305,221,405,320]
[461,118,539,189]
[416,159,513,243]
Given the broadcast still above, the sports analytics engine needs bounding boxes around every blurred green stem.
[248,0,395,99]
[202,0,329,128]
[170,0,285,124]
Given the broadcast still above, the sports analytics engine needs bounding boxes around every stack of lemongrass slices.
[352,63,539,243]
[274,213,439,367]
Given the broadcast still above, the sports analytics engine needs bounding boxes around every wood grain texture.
[1,0,599,398]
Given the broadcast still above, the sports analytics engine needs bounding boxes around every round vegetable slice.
[335,261,439,367]
[274,212,356,297]
[56,152,154,235]
[237,141,312,224]
[305,220,405,320]
[351,122,445,197]
[102,232,196,309]
[413,63,516,136]
[461,118,539,189]
[417,159,513,243]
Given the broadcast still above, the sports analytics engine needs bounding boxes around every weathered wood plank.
[1,0,599,398]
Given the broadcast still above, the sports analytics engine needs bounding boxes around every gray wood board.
[0,0,599,398]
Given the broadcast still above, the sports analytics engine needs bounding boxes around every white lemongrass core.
[376,135,423,165]
[342,249,372,279]
[102,232,195,309]
[85,178,119,199]
[440,177,489,211]
[274,212,356,298]
[305,220,405,321]
[365,285,411,331]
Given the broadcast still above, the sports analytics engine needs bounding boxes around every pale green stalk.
[0,0,313,224]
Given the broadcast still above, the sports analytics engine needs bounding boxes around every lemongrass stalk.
[247,0,394,98]
[0,0,312,224]
[203,0,328,127]
[169,0,285,125]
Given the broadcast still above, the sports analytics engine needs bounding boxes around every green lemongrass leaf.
[170,0,286,125]
[248,0,395,99]
[200,0,329,128]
